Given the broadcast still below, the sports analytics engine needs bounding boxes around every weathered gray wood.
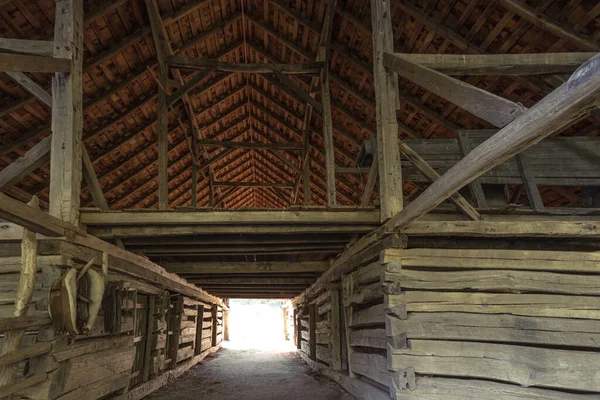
[387,312,600,348]
[381,248,600,272]
[394,377,594,399]
[455,131,487,208]
[166,57,323,74]
[391,268,600,295]
[498,0,599,52]
[0,53,71,72]
[164,261,329,274]
[349,328,387,349]
[360,157,378,208]
[0,136,52,192]
[365,53,600,245]
[145,0,169,210]
[371,0,403,221]
[390,340,600,391]
[322,68,336,208]
[6,72,52,106]
[350,352,389,387]
[399,141,480,220]
[386,291,600,319]
[516,153,544,210]
[393,53,596,75]
[349,304,386,327]
[0,197,39,388]
[80,210,381,225]
[309,304,316,360]
[82,147,110,210]
[49,0,84,224]
[212,181,293,188]
[384,52,527,128]
[0,38,54,56]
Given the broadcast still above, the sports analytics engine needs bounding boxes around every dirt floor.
[146,343,354,400]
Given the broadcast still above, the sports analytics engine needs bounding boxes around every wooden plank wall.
[0,239,224,400]
[383,246,600,399]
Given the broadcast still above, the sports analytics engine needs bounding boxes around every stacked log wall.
[0,238,225,400]
[384,246,600,399]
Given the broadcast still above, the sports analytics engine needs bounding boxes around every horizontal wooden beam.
[0,193,68,237]
[197,139,303,150]
[164,261,330,274]
[80,210,381,225]
[383,52,527,127]
[0,53,71,72]
[166,56,324,74]
[212,181,293,188]
[392,53,596,75]
[0,38,54,56]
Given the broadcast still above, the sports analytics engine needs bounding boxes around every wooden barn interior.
[0,0,599,398]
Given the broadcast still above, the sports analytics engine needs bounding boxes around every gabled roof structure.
[1,0,598,211]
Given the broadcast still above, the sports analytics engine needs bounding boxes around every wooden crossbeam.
[348,53,600,257]
[393,53,597,75]
[212,181,293,188]
[164,261,329,274]
[0,53,70,72]
[383,52,527,128]
[0,38,54,56]
[197,139,303,150]
[498,0,599,52]
[166,56,324,74]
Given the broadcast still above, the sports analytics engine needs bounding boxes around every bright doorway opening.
[225,299,295,352]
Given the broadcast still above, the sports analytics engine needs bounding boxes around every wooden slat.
[387,312,600,348]
[390,340,600,391]
[166,57,323,74]
[0,38,54,56]
[392,53,596,75]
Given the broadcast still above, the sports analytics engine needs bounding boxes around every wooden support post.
[82,147,110,210]
[191,163,198,208]
[330,289,342,371]
[293,308,299,348]
[142,295,156,382]
[372,0,403,221]
[0,197,39,388]
[223,308,229,341]
[282,307,289,341]
[322,1,336,208]
[309,303,316,361]
[322,64,336,207]
[194,304,204,354]
[360,157,378,207]
[456,131,488,208]
[211,306,218,346]
[516,153,544,210]
[49,0,84,224]
[169,295,183,369]
[145,0,170,210]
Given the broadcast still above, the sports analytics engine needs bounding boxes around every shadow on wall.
[227,299,295,352]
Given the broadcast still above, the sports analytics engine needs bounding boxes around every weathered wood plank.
[392,53,596,75]
[390,340,600,391]
[386,291,600,319]
[387,312,600,348]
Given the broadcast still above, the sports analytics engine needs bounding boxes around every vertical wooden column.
[296,309,302,349]
[322,68,336,207]
[330,289,342,371]
[371,0,403,221]
[211,306,218,347]
[223,308,229,341]
[191,164,198,207]
[145,0,169,209]
[194,304,205,354]
[282,307,289,340]
[168,295,183,369]
[309,303,316,360]
[142,296,156,382]
[49,0,84,224]
[516,152,544,210]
